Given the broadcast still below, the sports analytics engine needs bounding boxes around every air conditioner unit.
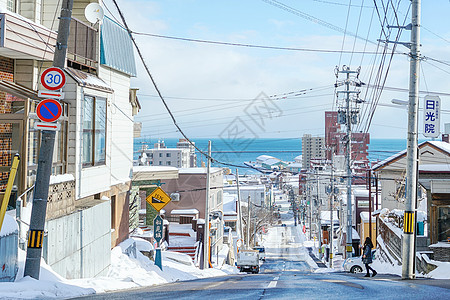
[170,193,180,201]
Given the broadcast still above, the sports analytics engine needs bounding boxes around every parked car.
[343,249,376,273]
[253,247,266,261]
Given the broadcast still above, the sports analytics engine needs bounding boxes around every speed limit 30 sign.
[40,67,66,91]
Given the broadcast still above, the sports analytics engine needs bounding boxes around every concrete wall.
[45,200,111,279]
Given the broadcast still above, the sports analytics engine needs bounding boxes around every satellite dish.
[84,3,104,24]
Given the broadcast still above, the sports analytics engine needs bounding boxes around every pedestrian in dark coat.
[362,237,377,277]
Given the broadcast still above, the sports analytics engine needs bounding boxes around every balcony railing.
[67,17,97,70]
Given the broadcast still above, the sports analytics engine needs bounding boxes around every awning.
[0,80,39,100]
[65,67,114,93]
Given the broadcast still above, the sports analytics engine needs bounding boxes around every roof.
[132,166,179,181]
[179,167,222,174]
[65,67,114,93]
[170,209,199,215]
[373,141,450,171]
[100,16,137,76]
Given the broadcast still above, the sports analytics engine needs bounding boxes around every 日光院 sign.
[423,95,441,138]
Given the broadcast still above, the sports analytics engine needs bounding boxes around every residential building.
[0,1,137,279]
[137,139,196,168]
[161,167,224,259]
[302,134,325,170]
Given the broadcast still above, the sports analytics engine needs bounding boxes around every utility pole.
[316,169,322,257]
[247,195,251,249]
[203,141,211,269]
[24,0,73,279]
[329,148,335,268]
[368,169,372,242]
[336,66,361,258]
[402,0,421,280]
[235,169,244,244]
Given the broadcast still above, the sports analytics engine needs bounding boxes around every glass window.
[82,96,106,167]
[438,207,450,242]
[166,153,171,157]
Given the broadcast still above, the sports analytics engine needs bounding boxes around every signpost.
[145,187,171,270]
[36,99,62,123]
[146,187,172,211]
[40,67,66,91]
[423,95,441,138]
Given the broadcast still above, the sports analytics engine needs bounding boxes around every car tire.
[350,266,363,273]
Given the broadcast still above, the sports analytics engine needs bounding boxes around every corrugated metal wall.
[44,200,111,279]
[0,231,18,282]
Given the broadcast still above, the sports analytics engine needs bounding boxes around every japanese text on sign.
[423,95,441,138]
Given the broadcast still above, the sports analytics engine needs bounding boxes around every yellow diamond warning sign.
[146,187,172,211]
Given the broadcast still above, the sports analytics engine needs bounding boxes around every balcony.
[67,17,97,72]
[0,12,56,60]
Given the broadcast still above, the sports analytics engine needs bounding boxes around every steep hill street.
[74,198,450,300]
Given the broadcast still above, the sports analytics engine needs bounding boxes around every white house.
[0,1,138,279]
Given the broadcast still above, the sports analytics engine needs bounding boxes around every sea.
[134,137,417,175]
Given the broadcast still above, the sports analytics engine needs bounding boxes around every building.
[302,134,325,170]
[160,167,224,260]
[0,1,137,279]
[137,139,196,168]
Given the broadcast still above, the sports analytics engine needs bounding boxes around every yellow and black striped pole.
[403,211,415,234]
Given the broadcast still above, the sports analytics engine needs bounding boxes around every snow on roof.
[170,209,199,215]
[320,211,339,223]
[133,166,179,173]
[0,213,18,237]
[353,189,369,197]
[419,164,450,172]
[178,167,222,174]
[223,193,237,214]
[429,140,450,153]
[373,141,450,171]
[360,211,376,222]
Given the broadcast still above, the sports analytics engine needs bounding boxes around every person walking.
[362,237,377,277]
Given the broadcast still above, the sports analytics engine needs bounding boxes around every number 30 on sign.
[40,67,66,91]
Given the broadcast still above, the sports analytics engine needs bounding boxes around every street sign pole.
[153,215,164,270]
[24,0,73,279]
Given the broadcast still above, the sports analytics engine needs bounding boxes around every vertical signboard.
[423,95,441,138]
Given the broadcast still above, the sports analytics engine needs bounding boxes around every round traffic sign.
[36,99,62,123]
[40,67,66,91]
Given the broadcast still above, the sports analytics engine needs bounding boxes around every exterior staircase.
[167,245,197,260]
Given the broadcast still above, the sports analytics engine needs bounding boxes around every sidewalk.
[306,247,327,268]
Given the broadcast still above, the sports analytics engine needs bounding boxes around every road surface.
[75,195,449,299]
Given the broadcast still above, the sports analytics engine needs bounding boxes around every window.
[159,153,162,157]
[166,153,171,157]
[159,161,162,165]
[166,161,171,166]
[82,96,106,167]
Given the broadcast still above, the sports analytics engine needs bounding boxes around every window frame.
[82,95,107,168]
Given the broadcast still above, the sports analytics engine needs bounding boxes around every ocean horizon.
[133,137,422,174]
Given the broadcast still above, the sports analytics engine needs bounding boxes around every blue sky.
[103,0,450,140]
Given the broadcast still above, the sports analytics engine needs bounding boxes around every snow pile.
[0,237,238,299]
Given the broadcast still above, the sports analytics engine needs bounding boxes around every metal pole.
[329,150,334,268]
[345,69,353,259]
[316,169,322,257]
[235,169,244,243]
[402,0,420,280]
[309,183,312,240]
[368,169,372,242]
[203,141,211,269]
[247,195,251,249]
